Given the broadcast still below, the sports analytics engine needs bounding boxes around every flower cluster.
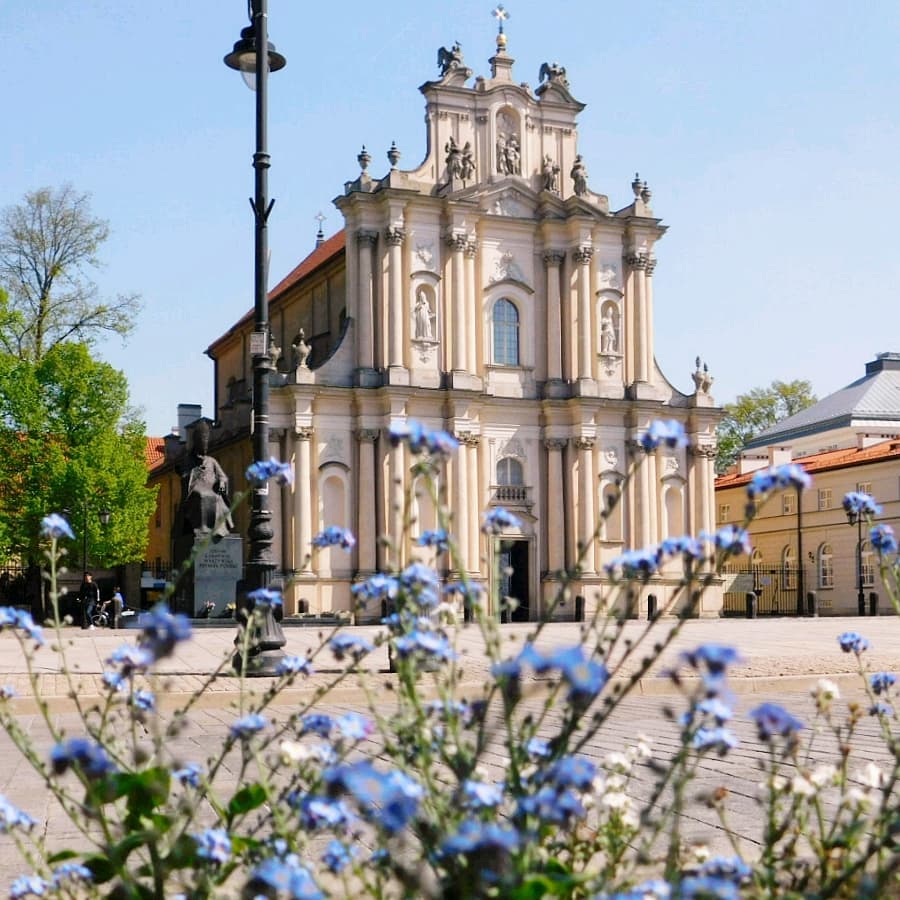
[245,456,293,485]
[606,536,704,581]
[0,607,44,646]
[136,603,192,662]
[311,526,356,550]
[247,586,283,610]
[389,420,459,456]
[842,490,881,519]
[492,643,609,705]
[838,631,870,654]
[40,512,75,540]
[871,523,898,555]
[639,419,689,452]
[749,702,804,742]
[50,738,116,779]
[746,463,811,499]
[481,506,522,535]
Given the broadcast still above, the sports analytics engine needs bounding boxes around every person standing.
[79,573,100,630]
[111,586,124,629]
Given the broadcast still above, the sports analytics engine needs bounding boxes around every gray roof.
[745,353,900,449]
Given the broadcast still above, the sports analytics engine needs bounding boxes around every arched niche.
[495,107,522,176]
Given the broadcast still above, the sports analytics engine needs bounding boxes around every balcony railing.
[491,484,532,507]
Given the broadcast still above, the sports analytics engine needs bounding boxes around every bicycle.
[91,601,111,629]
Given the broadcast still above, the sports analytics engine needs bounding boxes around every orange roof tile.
[715,439,900,490]
[205,230,346,355]
[144,436,166,471]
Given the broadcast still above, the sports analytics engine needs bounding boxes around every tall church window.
[493,298,519,366]
[497,457,524,486]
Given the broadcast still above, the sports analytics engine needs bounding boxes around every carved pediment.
[479,185,540,219]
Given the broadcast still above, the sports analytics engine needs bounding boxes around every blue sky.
[3,1,898,435]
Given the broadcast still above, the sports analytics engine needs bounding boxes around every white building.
[205,31,722,621]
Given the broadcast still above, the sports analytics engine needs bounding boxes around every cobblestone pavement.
[0,616,895,889]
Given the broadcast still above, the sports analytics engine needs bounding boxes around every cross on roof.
[492,4,510,33]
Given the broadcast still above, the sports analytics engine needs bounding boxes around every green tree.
[0,185,141,362]
[716,379,817,473]
[0,343,156,565]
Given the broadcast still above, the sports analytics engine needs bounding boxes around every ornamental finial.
[492,4,510,51]
[314,212,326,247]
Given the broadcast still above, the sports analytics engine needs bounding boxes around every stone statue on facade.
[692,357,714,394]
[445,136,463,181]
[437,42,464,76]
[181,420,234,540]
[291,329,312,369]
[571,155,588,196]
[414,290,435,340]
[538,61,569,88]
[460,142,476,181]
[541,154,560,193]
[600,312,618,354]
[496,134,521,176]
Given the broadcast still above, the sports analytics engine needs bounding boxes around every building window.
[718,503,730,523]
[782,546,796,590]
[858,481,872,496]
[496,457,524,486]
[818,544,834,589]
[492,298,519,366]
[817,488,832,511]
[782,493,795,516]
[861,541,875,588]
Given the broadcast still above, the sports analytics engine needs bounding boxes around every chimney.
[768,446,792,467]
[176,404,202,440]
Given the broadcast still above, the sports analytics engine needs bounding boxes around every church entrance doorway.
[497,538,531,622]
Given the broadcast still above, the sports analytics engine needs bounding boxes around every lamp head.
[224,24,286,91]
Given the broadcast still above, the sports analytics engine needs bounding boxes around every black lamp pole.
[64,502,111,580]
[225,0,287,674]
[846,508,865,615]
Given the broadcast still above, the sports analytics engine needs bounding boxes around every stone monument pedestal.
[193,534,243,617]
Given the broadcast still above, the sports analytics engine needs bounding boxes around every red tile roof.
[144,436,166,471]
[715,439,900,490]
[205,230,346,355]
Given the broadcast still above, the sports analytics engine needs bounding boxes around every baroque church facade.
[198,31,722,621]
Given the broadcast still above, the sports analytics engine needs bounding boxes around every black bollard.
[574,595,585,622]
[647,594,658,620]
[745,591,757,619]
[858,594,866,616]
[869,592,879,616]
[806,591,817,617]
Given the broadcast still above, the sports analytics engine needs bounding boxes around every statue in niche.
[291,328,312,369]
[460,142,476,181]
[437,42,464,76]
[496,133,521,176]
[541,154,560,193]
[571,155,588,196]
[414,290,435,340]
[600,310,618,354]
[181,420,234,540]
[445,136,463,180]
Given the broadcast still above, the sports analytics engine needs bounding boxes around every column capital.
[356,428,380,443]
[627,438,647,455]
[690,444,717,460]
[645,256,658,275]
[465,240,478,258]
[384,226,405,246]
[572,245,594,265]
[573,436,595,451]
[543,250,566,266]
[356,229,379,247]
[455,431,481,447]
[544,437,568,451]
[445,231,468,253]
[294,426,314,441]
[626,252,648,270]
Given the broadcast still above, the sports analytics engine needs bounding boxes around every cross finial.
[315,212,326,246]
[492,4,509,33]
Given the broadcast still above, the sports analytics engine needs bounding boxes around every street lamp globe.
[224,23,286,91]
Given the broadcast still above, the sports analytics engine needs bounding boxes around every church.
[169,26,722,621]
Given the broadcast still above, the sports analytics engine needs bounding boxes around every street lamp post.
[845,506,866,616]
[225,0,287,674]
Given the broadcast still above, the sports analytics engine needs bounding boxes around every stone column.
[293,427,314,573]
[385,226,406,377]
[356,230,378,373]
[574,436,596,574]
[447,233,468,374]
[463,433,481,573]
[627,253,649,384]
[465,241,478,373]
[280,429,293,575]
[388,438,405,568]
[644,256,657,384]
[543,251,565,387]
[544,438,567,574]
[356,429,379,574]
[452,431,469,572]
[573,246,594,383]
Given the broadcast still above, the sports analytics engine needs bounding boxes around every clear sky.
[3,1,898,436]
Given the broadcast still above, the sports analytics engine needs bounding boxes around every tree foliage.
[0,343,156,565]
[716,379,817,473]
[0,185,141,361]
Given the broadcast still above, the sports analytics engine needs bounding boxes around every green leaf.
[227,782,268,818]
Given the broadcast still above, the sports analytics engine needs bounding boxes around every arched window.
[496,457,524,486]
[818,544,834,589]
[782,546,796,590]
[493,298,519,366]
[663,484,684,539]
[600,479,623,542]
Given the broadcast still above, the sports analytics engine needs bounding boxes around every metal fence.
[722,565,800,616]
[0,564,29,606]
